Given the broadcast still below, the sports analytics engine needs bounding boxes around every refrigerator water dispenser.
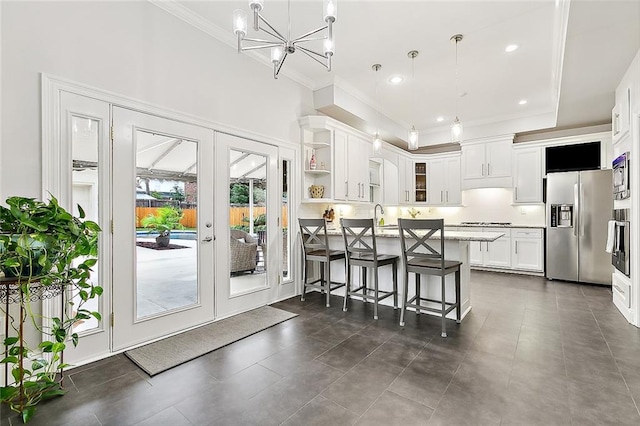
[550,204,574,228]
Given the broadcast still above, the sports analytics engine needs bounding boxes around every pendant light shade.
[450,117,463,143]
[373,134,382,153]
[408,126,419,151]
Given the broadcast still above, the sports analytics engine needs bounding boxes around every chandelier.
[233,0,337,79]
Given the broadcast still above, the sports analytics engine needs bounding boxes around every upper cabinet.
[300,116,371,204]
[428,154,461,206]
[512,146,543,204]
[461,136,513,189]
[398,156,415,204]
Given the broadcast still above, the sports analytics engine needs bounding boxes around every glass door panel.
[229,149,268,295]
[71,115,102,334]
[135,134,198,319]
[281,159,291,282]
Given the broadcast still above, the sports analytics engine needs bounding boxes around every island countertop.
[325,227,504,242]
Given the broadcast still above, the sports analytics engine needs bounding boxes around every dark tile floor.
[3,271,640,425]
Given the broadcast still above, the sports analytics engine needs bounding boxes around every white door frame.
[42,74,300,363]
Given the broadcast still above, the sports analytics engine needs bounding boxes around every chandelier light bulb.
[233,9,248,36]
[451,117,463,143]
[324,0,337,22]
[271,46,283,64]
[323,39,334,56]
[249,0,264,11]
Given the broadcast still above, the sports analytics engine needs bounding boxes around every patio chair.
[230,230,258,274]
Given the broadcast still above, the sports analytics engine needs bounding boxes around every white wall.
[0,1,314,199]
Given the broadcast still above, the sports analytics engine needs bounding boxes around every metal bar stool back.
[340,218,398,320]
[299,218,346,307]
[398,218,461,337]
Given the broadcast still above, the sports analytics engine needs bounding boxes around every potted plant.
[140,205,184,247]
[0,196,102,423]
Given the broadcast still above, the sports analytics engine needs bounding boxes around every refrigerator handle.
[579,183,585,237]
[573,183,579,237]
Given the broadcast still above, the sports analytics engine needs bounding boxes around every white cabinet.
[469,228,511,268]
[398,156,415,204]
[428,154,461,206]
[333,130,348,201]
[381,159,399,205]
[461,137,513,189]
[345,135,370,202]
[300,116,371,204]
[513,147,543,203]
[511,228,544,272]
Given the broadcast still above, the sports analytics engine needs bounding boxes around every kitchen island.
[323,227,504,321]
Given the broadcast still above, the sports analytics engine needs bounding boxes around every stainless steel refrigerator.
[546,169,612,285]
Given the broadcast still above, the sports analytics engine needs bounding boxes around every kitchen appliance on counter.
[546,169,613,285]
[612,209,630,277]
[612,152,630,200]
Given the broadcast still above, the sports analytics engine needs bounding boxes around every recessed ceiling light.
[519,99,528,105]
[388,75,404,85]
[436,116,444,122]
[505,44,518,53]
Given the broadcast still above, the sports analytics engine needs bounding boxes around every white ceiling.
[158,0,640,149]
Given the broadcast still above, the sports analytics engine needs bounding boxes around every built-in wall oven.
[612,209,630,277]
[613,152,630,200]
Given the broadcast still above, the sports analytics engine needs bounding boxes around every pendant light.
[372,64,383,154]
[450,34,463,143]
[407,50,419,151]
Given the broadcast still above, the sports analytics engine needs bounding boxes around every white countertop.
[326,228,504,242]
[451,223,545,229]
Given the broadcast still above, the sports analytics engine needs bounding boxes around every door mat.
[125,305,297,376]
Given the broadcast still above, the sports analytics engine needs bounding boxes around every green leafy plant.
[0,196,101,423]
[140,206,184,238]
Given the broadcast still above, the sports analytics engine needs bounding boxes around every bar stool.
[341,218,398,320]
[398,218,461,337]
[299,218,346,308]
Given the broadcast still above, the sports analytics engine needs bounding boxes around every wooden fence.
[136,206,289,228]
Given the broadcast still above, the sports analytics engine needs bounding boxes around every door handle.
[487,163,491,176]
[515,186,518,201]
[446,191,449,203]
[482,163,484,176]
[573,183,579,236]
[345,181,348,197]
[441,190,443,202]
[515,241,518,254]
[202,235,213,243]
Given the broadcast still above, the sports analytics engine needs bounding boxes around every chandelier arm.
[243,37,282,44]
[291,25,328,43]
[275,52,289,78]
[297,47,329,68]
[258,14,287,42]
[296,45,328,60]
[292,36,328,45]
[241,43,283,51]
[257,27,287,44]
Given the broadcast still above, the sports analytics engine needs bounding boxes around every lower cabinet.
[511,229,544,272]
[469,228,511,268]
[468,227,544,274]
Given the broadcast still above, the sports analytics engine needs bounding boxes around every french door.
[215,132,279,318]
[111,108,215,350]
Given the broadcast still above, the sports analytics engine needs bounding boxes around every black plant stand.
[1,276,65,413]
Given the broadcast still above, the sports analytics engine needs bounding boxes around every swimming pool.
[136,230,197,240]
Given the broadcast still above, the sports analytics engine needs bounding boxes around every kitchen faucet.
[374,203,384,227]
